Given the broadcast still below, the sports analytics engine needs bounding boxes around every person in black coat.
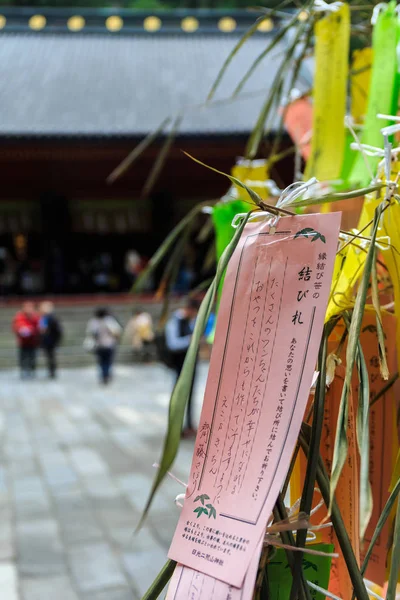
[39,301,62,379]
[165,298,199,437]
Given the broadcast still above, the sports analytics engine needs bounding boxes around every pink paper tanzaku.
[169,213,341,587]
[166,538,263,600]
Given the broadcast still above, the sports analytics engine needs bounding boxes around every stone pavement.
[0,362,208,600]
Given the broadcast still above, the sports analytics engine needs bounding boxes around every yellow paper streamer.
[351,47,373,124]
[326,160,400,322]
[305,3,350,183]
[325,196,377,321]
[231,158,270,202]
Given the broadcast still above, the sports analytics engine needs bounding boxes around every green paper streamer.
[337,131,358,191]
[267,544,334,600]
[207,199,251,344]
[212,199,251,261]
[348,1,399,187]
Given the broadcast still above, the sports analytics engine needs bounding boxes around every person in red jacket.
[12,302,40,379]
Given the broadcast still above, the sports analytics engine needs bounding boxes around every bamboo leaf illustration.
[303,560,315,571]
[294,228,326,243]
[195,494,210,505]
[311,232,326,243]
[194,506,208,518]
[294,228,315,238]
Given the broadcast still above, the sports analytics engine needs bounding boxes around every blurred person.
[93,253,113,292]
[165,298,200,437]
[124,248,142,287]
[0,248,16,295]
[124,309,154,361]
[86,308,122,384]
[174,263,194,294]
[39,301,62,379]
[12,301,40,379]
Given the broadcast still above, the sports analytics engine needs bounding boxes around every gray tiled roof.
[0,32,311,137]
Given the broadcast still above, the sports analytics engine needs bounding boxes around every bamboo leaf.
[245,74,283,160]
[138,212,253,526]
[156,227,189,298]
[142,115,183,198]
[202,240,216,275]
[386,488,400,600]
[206,0,293,102]
[370,371,398,407]
[189,277,214,297]
[355,342,373,541]
[280,318,339,503]
[267,21,314,164]
[157,230,189,327]
[292,184,384,208]
[299,428,370,600]
[371,244,389,380]
[133,203,205,293]
[183,152,293,218]
[330,204,383,509]
[329,374,350,512]
[141,559,177,600]
[361,475,400,577]
[233,8,306,98]
[390,449,400,492]
[182,152,264,208]
[107,117,171,184]
[290,327,328,600]
[274,494,312,600]
[244,14,311,158]
[197,217,215,244]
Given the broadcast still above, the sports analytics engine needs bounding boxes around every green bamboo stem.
[299,429,370,600]
[290,329,328,600]
[141,559,177,600]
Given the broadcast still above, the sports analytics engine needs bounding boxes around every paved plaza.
[0,362,208,600]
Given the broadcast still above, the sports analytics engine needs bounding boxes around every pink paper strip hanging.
[169,212,341,587]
